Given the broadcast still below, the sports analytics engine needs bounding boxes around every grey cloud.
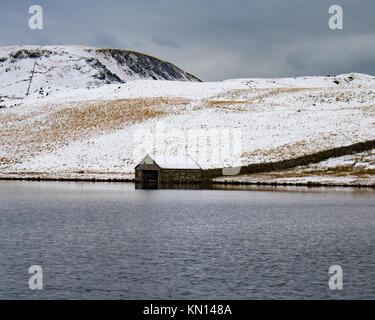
[0,0,375,80]
[153,36,179,49]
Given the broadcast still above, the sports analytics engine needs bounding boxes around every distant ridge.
[0,45,201,101]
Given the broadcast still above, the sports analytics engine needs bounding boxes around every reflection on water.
[135,182,204,190]
[0,180,374,300]
[137,181,375,193]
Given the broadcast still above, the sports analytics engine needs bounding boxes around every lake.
[0,181,374,299]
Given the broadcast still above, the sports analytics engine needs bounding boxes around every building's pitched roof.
[137,154,201,169]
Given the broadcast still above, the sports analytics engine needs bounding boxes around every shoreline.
[211,179,375,189]
[0,177,134,183]
[0,174,374,189]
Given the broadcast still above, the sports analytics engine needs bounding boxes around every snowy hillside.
[214,149,375,186]
[0,45,200,107]
[0,47,375,185]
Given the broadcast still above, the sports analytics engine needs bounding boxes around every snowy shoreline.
[0,173,134,183]
[212,179,375,189]
[0,173,374,189]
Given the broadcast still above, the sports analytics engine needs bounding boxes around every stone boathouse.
[135,154,202,186]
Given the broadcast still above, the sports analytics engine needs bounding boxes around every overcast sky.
[1,0,374,81]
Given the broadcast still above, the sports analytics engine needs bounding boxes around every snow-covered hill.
[0,46,375,185]
[214,149,375,187]
[0,45,200,107]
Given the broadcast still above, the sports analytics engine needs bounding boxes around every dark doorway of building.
[142,170,158,188]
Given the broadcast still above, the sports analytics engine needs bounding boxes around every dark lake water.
[0,181,375,299]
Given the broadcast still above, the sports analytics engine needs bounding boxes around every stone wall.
[159,169,202,184]
[135,169,202,184]
[202,139,375,179]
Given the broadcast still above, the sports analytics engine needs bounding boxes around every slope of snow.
[1,70,375,181]
[8,71,375,107]
[0,45,200,107]
[213,149,375,186]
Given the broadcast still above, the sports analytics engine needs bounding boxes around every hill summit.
[0,45,201,104]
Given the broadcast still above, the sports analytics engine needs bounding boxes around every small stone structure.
[135,154,202,186]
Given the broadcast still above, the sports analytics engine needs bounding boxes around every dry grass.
[0,97,190,163]
[231,167,375,181]
[211,87,316,102]
[203,100,251,111]
[206,100,249,106]
[300,167,375,178]
[245,162,375,180]
[242,140,312,162]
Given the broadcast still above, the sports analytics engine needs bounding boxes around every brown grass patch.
[204,100,250,111]
[0,97,191,163]
[242,140,312,162]
[211,87,317,101]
